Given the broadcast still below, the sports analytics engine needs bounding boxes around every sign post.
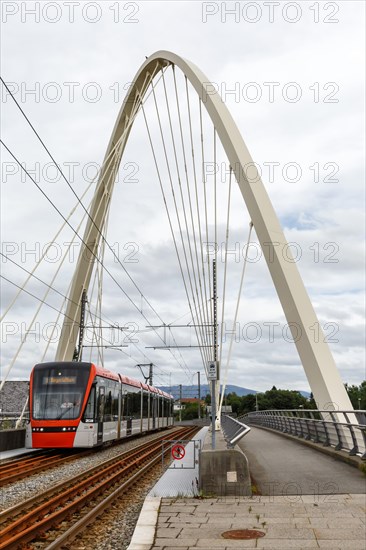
[208,360,218,449]
[171,443,185,460]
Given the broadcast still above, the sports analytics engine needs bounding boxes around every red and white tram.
[26,361,174,448]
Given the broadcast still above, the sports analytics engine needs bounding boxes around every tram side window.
[124,385,141,418]
[83,385,96,422]
[105,389,112,422]
[142,392,149,418]
[97,388,105,422]
[153,396,157,418]
[133,389,141,417]
[112,385,119,420]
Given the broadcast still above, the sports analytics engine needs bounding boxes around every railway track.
[0,427,175,487]
[0,449,92,487]
[0,425,198,549]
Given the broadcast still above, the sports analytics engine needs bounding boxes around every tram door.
[97,386,105,444]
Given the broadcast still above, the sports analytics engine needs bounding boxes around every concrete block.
[199,446,251,497]
[0,429,25,451]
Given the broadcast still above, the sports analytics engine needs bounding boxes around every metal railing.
[0,412,29,430]
[220,414,251,448]
[240,409,366,459]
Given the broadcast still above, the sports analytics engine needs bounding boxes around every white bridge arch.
[56,50,352,412]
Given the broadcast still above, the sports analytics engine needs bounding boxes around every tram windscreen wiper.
[57,406,74,419]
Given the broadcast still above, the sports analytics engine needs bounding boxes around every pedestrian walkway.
[150,493,366,549]
[128,427,366,550]
[238,426,365,495]
[0,446,39,461]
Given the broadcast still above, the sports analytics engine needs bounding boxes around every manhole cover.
[221,529,266,540]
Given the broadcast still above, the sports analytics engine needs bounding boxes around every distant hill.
[157,384,310,400]
[157,384,257,400]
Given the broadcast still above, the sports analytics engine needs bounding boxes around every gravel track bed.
[63,461,166,550]
[0,428,178,511]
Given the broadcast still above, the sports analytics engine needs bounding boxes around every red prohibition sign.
[172,444,185,460]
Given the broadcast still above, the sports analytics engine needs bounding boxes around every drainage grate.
[221,529,266,540]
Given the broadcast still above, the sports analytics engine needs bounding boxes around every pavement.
[128,426,366,550]
[238,426,366,495]
[0,446,40,460]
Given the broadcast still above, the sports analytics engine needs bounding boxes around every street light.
[193,371,201,420]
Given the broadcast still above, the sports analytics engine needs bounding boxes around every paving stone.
[168,522,201,529]
[311,517,365,528]
[254,517,310,525]
[317,540,366,549]
[178,527,229,539]
[153,538,198,547]
[195,539,256,548]
[264,526,316,539]
[206,517,236,526]
[155,527,183,538]
[158,516,178,523]
[171,515,208,523]
[314,528,366,540]
[257,539,319,548]
[162,507,197,514]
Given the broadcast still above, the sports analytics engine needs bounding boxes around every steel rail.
[0,426,197,549]
[0,429,176,525]
[0,449,91,487]
[0,425,175,487]
[46,426,199,549]
[0,427,182,525]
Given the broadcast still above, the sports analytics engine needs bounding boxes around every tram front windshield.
[32,363,91,420]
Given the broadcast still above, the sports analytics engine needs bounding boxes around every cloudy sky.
[1,1,365,396]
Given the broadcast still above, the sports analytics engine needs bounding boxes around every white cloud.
[1,1,365,394]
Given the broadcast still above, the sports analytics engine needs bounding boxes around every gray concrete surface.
[199,428,251,497]
[149,493,366,550]
[128,426,366,550]
[0,429,26,452]
[239,426,366,495]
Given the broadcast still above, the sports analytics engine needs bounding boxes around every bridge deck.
[238,426,366,495]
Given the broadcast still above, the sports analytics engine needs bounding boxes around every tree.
[226,387,313,415]
[345,381,366,409]
[179,402,199,421]
[225,392,241,414]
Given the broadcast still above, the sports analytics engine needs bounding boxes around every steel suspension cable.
[172,66,212,370]
[140,93,207,373]
[160,69,210,367]
[199,98,213,356]
[219,167,233,369]
[1,70,173,334]
[185,76,210,364]
[0,179,94,322]
[0,205,91,389]
[218,221,254,416]
[1,140,190,375]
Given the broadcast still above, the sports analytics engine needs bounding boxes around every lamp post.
[197,371,201,420]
